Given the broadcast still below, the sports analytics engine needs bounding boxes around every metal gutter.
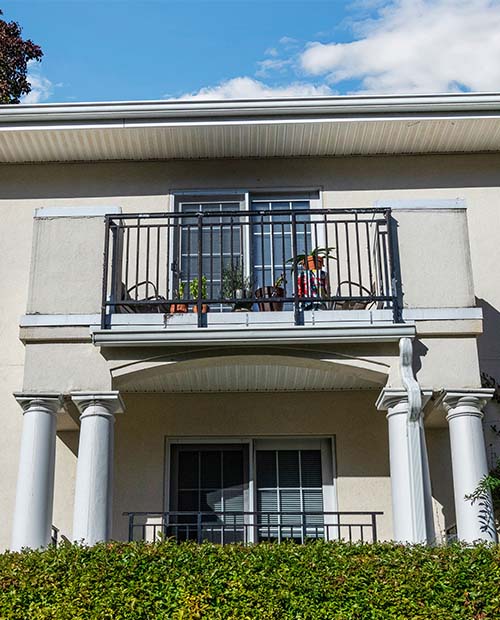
[2,92,500,127]
[91,323,416,347]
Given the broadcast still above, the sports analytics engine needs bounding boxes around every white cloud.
[21,62,53,103]
[256,58,292,77]
[299,0,500,94]
[172,76,332,100]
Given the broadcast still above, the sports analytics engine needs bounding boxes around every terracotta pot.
[193,304,209,314]
[255,286,285,311]
[171,304,188,313]
[305,255,324,270]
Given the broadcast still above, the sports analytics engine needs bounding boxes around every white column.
[11,394,62,551]
[442,390,497,543]
[376,388,434,543]
[71,392,124,545]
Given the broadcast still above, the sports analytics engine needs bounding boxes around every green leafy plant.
[466,458,500,535]
[287,246,336,271]
[176,281,185,299]
[2,541,500,619]
[189,276,207,299]
[221,265,252,298]
[274,273,286,288]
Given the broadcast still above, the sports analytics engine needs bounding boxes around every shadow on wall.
[58,431,79,457]
[3,153,500,200]
[477,298,500,382]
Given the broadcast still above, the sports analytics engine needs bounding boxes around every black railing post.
[385,209,402,323]
[197,512,203,543]
[291,211,303,326]
[101,215,111,330]
[128,513,134,542]
[372,513,378,542]
[197,212,204,327]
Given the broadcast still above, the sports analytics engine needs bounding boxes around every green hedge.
[1,541,500,619]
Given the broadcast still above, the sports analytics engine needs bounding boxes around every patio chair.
[332,281,378,311]
[117,280,170,314]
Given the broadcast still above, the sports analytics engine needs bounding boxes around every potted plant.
[222,265,253,311]
[288,247,335,310]
[170,281,188,313]
[287,246,336,272]
[189,276,209,313]
[255,273,286,312]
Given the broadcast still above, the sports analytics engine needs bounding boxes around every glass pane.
[201,489,222,514]
[301,451,323,488]
[178,490,198,512]
[278,451,300,488]
[303,489,324,523]
[257,490,278,515]
[256,451,277,488]
[224,488,245,513]
[178,451,198,489]
[223,451,244,489]
[280,489,301,523]
[200,451,221,488]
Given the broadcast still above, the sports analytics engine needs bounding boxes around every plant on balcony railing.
[287,246,336,272]
[221,265,253,311]
[255,273,286,312]
[189,276,209,314]
[170,281,187,314]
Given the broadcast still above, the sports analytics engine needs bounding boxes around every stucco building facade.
[2,93,500,550]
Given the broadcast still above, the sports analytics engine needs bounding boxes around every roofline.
[3,92,500,127]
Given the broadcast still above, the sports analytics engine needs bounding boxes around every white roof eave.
[2,92,500,162]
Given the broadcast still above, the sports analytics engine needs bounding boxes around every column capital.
[376,388,432,414]
[70,391,125,417]
[437,389,493,420]
[13,393,63,415]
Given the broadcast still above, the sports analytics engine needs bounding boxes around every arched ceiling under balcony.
[111,352,390,393]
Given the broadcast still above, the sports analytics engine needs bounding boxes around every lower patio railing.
[124,511,382,544]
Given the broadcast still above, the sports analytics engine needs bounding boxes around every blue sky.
[4,0,500,103]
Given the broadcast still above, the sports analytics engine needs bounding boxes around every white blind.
[256,449,324,540]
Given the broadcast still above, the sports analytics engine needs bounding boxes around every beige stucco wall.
[1,152,500,548]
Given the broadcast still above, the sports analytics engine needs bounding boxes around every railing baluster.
[128,513,134,542]
[291,211,302,325]
[197,212,203,326]
[372,513,378,542]
[135,218,141,300]
[197,512,202,543]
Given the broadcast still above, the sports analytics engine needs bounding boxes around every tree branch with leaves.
[0,9,43,104]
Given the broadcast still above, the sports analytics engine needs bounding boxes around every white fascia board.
[91,324,416,347]
[35,206,122,218]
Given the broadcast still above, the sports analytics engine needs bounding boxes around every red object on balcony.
[297,269,328,299]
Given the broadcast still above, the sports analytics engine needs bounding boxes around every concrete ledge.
[34,206,122,218]
[19,307,482,328]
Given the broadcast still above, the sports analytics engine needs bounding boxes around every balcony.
[125,511,382,544]
[101,207,401,332]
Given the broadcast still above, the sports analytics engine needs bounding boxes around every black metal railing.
[124,511,382,544]
[102,208,401,328]
[51,525,59,547]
